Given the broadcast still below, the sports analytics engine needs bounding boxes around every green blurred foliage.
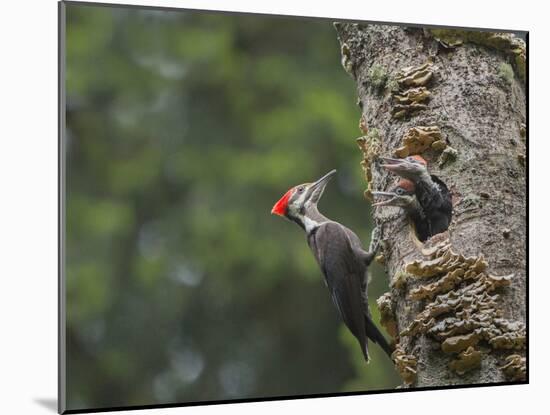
[65,3,399,410]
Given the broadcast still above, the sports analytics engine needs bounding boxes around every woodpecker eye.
[297,186,305,193]
[396,188,405,195]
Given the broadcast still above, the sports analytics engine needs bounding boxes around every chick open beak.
[378,157,409,172]
[371,191,399,207]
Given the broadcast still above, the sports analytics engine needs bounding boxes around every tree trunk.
[335,23,526,387]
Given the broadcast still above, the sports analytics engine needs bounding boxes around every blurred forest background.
[65,3,399,410]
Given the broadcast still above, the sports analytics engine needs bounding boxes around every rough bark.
[335,24,526,387]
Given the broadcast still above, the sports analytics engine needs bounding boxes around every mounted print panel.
[59,1,527,413]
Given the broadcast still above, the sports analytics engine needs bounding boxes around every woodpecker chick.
[372,179,431,242]
[271,170,393,361]
[379,155,452,239]
[372,179,417,210]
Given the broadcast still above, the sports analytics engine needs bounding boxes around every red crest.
[409,155,427,165]
[271,188,294,216]
[396,179,415,192]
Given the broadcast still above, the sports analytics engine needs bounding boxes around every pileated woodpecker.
[371,179,431,241]
[379,155,452,239]
[271,170,392,361]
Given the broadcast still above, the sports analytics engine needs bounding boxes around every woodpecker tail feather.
[365,315,394,359]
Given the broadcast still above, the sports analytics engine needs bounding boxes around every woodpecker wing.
[307,221,372,361]
[415,175,452,236]
[431,175,453,220]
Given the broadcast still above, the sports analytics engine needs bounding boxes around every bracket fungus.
[404,242,488,279]
[391,61,435,119]
[377,292,398,339]
[408,267,464,301]
[393,126,445,158]
[392,88,431,119]
[448,346,482,375]
[392,103,429,120]
[396,61,434,88]
[393,87,431,104]
[396,240,523,380]
[500,354,526,381]
[392,344,417,385]
[487,319,526,350]
[356,128,382,201]
[441,332,480,354]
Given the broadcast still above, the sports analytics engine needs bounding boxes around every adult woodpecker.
[371,179,431,242]
[271,170,392,361]
[379,155,452,239]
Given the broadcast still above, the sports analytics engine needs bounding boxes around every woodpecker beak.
[307,169,337,205]
[379,157,427,180]
[378,157,409,172]
[371,191,399,207]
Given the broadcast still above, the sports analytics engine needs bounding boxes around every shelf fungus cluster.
[449,346,482,376]
[393,126,445,158]
[394,240,525,382]
[391,344,418,386]
[500,354,526,382]
[392,125,458,167]
[391,61,434,119]
[377,292,398,339]
[356,127,382,201]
